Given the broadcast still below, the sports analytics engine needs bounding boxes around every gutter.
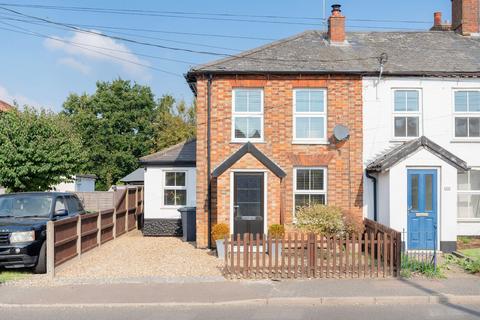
[207,74,213,248]
[365,170,378,222]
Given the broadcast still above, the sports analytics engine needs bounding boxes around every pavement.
[1,277,480,307]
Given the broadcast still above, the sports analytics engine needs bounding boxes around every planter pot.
[216,239,225,259]
[269,241,282,258]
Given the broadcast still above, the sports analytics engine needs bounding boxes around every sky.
[0,0,451,111]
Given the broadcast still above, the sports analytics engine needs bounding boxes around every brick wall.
[452,0,479,34]
[195,75,363,248]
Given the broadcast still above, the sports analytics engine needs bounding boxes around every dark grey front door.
[233,172,264,237]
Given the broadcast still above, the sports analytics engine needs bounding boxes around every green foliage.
[211,223,229,241]
[400,254,444,278]
[152,95,196,151]
[295,204,348,236]
[461,248,480,260]
[0,107,85,192]
[268,224,285,239]
[0,270,27,284]
[445,254,480,274]
[63,80,196,190]
[458,236,472,245]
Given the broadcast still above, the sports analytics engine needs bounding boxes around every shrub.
[268,224,285,239]
[343,210,365,234]
[401,254,444,279]
[295,204,345,236]
[211,223,229,241]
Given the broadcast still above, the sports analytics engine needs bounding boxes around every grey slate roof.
[120,168,144,183]
[188,31,480,76]
[366,136,469,172]
[140,139,196,166]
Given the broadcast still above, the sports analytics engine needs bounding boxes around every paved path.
[2,304,480,320]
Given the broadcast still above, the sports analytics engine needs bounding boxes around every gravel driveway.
[7,231,223,286]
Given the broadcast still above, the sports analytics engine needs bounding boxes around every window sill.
[457,218,480,223]
[450,139,480,143]
[292,140,329,145]
[389,137,420,143]
[230,140,265,144]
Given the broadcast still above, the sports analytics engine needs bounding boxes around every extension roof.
[140,139,196,166]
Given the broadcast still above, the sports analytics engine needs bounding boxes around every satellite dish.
[333,124,350,142]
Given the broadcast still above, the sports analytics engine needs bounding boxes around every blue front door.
[407,169,437,250]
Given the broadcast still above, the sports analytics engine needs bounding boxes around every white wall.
[363,77,480,237]
[53,176,96,192]
[144,166,196,219]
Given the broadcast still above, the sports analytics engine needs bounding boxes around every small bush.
[211,223,229,241]
[400,255,444,278]
[268,224,285,239]
[295,204,362,236]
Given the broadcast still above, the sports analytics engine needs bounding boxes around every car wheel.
[33,242,47,274]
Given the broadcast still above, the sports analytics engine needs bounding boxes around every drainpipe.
[365,171,378,222]
[207,74,213,248]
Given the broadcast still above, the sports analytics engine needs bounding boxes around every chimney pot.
[434,12,442,26]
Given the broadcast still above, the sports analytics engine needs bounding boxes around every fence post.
[46,221,55,278]
[113,207,117,239]
[135,186,139,229]
[125,188,129,232]
[395,231,402,277]
[76,215,82,257]
[97,211,102,247]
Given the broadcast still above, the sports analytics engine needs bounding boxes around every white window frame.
[293,167,328,217]
[231,88,264,143]
[457,168,480,221]
[162,170,187,208]
[452,89,480,141]
[293,89,328,144]
[392,89,422,140]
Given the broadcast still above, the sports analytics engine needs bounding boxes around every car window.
[0,195,52,217]
[54,197,66,214]
[66,196,83,215]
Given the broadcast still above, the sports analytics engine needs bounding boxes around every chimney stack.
[328,4,346,43]
[430,12,452,31]
[451,0,479,35]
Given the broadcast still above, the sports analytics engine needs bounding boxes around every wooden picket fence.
[223,219,401,279]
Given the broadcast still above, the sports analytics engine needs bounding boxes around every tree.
[0,107,85,192]
[152,95,196,151]
[63,79,157,190]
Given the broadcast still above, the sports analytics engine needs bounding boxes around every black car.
[0,192,85,273]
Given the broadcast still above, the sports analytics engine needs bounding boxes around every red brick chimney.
[328,4,346,43]
[451,0,479,35]
[430,12,452,31]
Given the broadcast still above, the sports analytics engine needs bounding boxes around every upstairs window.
[458,169,480,219]
[164,171,187,206]
[294,168,327,212]
[393,90,421,138]
[293,89,327,143]
[232,89,263,142]
[454,91,480,139]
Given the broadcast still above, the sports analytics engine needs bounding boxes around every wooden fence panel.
[100,209,115,244]
[53,216,78,266]
[80,213,99,253]
[115,210,127,236]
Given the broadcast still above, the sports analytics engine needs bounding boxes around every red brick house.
[0,100,12,112]
[187,5,364,248]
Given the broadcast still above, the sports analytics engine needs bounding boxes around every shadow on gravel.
[399,278,480,318]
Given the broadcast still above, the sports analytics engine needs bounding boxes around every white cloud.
[58,57,91,75]
[0,85,42,108]
[44,30,151,79]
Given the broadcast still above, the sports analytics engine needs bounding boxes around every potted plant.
[268,224,285,257]
[211,223,229,259]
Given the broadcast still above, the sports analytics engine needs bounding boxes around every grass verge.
[0,270,28,284]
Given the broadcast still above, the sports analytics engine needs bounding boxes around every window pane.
[468,91,480,112]
[296,170,310,190]
[295,117,309,139]
[311,170,324,190]
[458,194,480,218]
[455,117,468,137]
[310,194,326,205]
[234,90,248,112]
[234,117,248,138]
[248,90,262,112]
[471,170,480,190]
[164,190,176,205]
[176,190,187,206]
[165,172,176,186]
[407,117,419,137]
[394,117,407,137]
[469,117,480,137]
[411,175,419,210]
[425,174,433,211]
[394,91,406,112]
[295,91,309,112]
[176,172,186,186]
[458,171,469,191]
[406,91,419,112]
[248,117,261,138]
[455,91,468,112]
[295,194,309,209]
[310,117,325,139]
[310,91,324,112]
